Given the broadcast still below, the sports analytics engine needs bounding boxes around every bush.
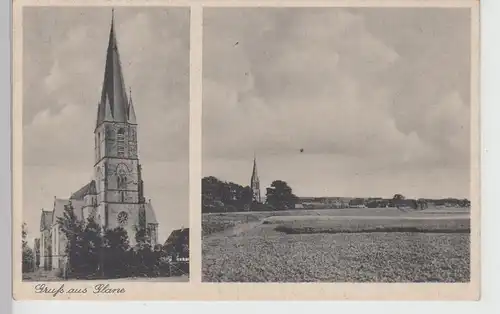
[251,203,275,211]
[22,246,35,273]
[170,261,189,276]
[56,211,189,279]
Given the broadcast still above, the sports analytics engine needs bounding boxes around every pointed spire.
[128,87,137,124]
[250,153,261,203]
[252,152,258,179]
[96,9,129,128]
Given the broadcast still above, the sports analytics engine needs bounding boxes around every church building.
[38,13,159,271]
[250,155,261,203]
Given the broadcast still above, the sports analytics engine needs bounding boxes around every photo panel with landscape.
[201,7,475,283]
[20,6,190,282]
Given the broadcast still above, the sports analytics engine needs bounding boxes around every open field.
[202,206,469,235]
[202,207,471,282]
[269,216,470,234]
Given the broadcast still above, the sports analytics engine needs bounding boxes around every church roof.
[163,228,189,258]
[52,198,85,224]
[145,202,158,225]
[39,210,53,231]
[96,11,136,128]
[70,181,96,200]
[163,228,189,247]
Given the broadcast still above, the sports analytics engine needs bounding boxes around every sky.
[202,8,472,200]
[22,7,190,244]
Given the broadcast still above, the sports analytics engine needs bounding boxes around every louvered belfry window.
[117,128,125,157]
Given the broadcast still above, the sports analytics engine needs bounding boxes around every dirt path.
[207,221,264,238]
[262,214,470,223]
[204,210,470,240]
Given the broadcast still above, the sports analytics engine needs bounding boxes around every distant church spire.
[250,153,261,203]
[96,9,130,128]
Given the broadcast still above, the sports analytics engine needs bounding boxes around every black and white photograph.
[202,8,474,283]
[21,6,190,282]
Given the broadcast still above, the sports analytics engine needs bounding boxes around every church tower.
[93,11,147,241]
[250,155,261,203]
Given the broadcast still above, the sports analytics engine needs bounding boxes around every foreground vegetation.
[202,207,469,236]
[203,231,470,282]
[23,202,189,280]
[202,208,470,282]
[271,217,470,234]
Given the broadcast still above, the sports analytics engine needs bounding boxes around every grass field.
[202,207,470,282]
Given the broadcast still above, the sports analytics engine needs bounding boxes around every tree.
[22,223,34,273]
[103,227,130,278]
[22,222,27,245]
[80,216,102,276]
[201,176,253,212]
[131,205,156,277]
[134,205,150,245]
[34,238,40,269]
[393,194,405,200]
[56,201,84,276]
[459,198,471,207]
[241,186,253,204]
[265,180,299,210]
[417,199,429,210]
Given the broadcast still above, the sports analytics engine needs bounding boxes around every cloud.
[202,8,471,198]
[204,9,413,160]
[24,8,190,165]
[22,7,190,241]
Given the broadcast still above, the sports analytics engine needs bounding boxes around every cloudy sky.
[202,8,471,200]
[23,7,189,243]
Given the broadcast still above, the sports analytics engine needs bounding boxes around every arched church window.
[116,164,128,189]
[89,208,96,220]
[97,132,101,158]
[117,172,127,189]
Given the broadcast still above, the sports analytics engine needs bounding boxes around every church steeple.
[128,87,137,124]
[96,9,131,129]
[250,153,261,203]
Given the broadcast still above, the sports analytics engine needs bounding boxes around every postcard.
[12,0,480,301]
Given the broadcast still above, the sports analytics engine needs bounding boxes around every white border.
[1,0,12,312]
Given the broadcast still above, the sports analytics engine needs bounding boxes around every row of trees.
[22,223,35,273]
[364,195,470,209]
[202,176,298,213]
[201,181,471,213]
[55,202,188,279]
[202,176,253,212]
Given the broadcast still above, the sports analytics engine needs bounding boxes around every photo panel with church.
[201,7,475,283]
[21,6,190,281]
